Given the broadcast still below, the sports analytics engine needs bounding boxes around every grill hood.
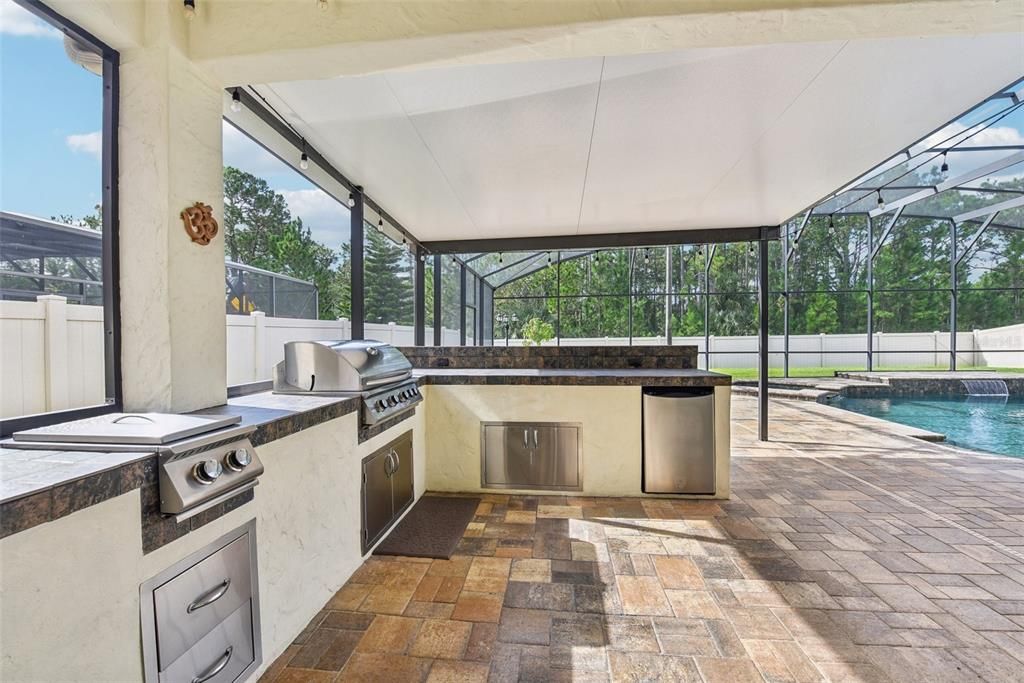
[274,340,412,393]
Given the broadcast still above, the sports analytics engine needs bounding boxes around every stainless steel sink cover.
[11,412,241,445]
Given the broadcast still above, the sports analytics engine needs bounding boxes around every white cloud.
[279,188,350,247]
[65,131,102,160]
[0,0,60,38]
[223,121,287,176]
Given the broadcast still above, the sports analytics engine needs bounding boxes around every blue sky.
[0,0,349,251]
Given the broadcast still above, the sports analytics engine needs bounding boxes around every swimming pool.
[830,395,1024,457]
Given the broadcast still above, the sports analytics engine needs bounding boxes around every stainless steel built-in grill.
[273,340,423,426]
[7,413,264,522]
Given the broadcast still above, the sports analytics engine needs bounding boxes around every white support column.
[38,295,69,412]
[117,5,227,412]
[251,311,267,383]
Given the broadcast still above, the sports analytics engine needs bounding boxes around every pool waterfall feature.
[961,378,1010,397]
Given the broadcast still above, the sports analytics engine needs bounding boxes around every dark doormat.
[374,495,481,559]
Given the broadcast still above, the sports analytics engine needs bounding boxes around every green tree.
[223,166,339,319]
[363,228,413,325]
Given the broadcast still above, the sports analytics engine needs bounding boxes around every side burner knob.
[193,459,223,485]
[225,448,252,471]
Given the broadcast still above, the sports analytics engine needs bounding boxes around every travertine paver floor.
[261,396,1024,682]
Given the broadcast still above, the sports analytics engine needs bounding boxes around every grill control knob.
[375,400,387,411]
[193,459,223,485]
[225,448,252,472]
[387,396,398,406]
[398,393,407,403]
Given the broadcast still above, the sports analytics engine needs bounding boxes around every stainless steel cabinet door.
[362,449,394,549]
[390,433,414,517]
[481,423,581,491]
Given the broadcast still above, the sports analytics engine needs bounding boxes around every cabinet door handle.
[385,453,396,477]
[391,449,400,473]
[523,429,529,448]
[191,646,233,683]
[532,429,539,448]
[186,578,231,613]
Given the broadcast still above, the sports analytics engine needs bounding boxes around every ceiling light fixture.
[183,0,196,20]
[230,88,241,113]
[299,139,309,170]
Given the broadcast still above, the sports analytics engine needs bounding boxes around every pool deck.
[262,395,1024,682]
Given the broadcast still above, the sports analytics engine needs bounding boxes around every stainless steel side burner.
[273,339,423,426]
[6,413,264,522]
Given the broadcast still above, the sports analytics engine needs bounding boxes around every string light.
[595,252,601,265]
[299,139,309,170]
[940,152,949,174]
[498,253,503,264]
[347,192,355,208]
[877,190,885,210]
[377,217,384,233]
[230,89,242,113]
[828,214,835,229]
[644,248,650,264]
[183,0,196,20]
[547,252,552,265]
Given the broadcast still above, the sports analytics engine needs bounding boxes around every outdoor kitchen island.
[407,345,732,500]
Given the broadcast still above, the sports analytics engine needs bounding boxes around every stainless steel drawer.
[481,422,581,491]
[160,602,255,683]
[153,534,253,667]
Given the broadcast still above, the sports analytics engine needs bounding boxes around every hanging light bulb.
[299,140,309,170]
[401,235,407,245]
[644,248,650,264]
[595,252,601,265]
[498,253,503,264]
[749,242,755,255]
[230,88,242,113]
[377,217,384,233]
[547,252,553,265]
[451,255,457,264]
[940,152,949,174]
[829,214,835,229]
[877,190,885,210]
[347,192,355,208]
[183,0,196,20]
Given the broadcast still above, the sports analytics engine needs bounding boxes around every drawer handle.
[532,429,539,448]
[187,578,231,613]
[192,646,233,683]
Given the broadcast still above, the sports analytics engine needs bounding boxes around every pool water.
[830,395,1024,457]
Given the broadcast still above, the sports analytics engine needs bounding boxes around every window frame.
[0,0,121,436]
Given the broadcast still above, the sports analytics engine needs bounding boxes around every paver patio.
[261,396,1024,682]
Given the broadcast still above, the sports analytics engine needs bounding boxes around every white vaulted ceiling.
[256,32,1023,242]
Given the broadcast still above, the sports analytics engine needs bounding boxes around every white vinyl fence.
[1,295,1020,419]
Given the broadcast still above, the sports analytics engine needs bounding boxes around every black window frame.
[0,0,121,437]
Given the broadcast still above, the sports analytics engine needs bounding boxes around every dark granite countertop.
[414,368,731,386]
[0,365,728,538]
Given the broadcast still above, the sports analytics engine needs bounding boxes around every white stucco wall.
[424,384,730,499]
[0,409,426,682]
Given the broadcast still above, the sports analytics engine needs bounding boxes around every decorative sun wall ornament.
[181,202,218,245]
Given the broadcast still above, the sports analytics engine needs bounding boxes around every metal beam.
[786,211,812,262]
[955,213,998,265]
[423,225,780,254]
[868,150,1024,219]
[432,254,442,346]
[664,246,672,345]
[233,87,424,251]
[459,264,467,346]
[871,206,905,260]
[414,246,425,345]
[952,195,1024,224]
[758,234,769,442]
[350,188,365,340]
